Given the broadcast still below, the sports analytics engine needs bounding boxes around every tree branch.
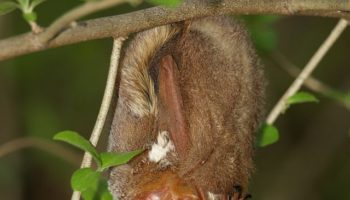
[0,137,81,166]
[271,51,350,111]
[1,0,350,61]
[37,0,137,44]
[266,19,348,125]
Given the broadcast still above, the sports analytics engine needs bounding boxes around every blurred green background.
[0,1,350,200]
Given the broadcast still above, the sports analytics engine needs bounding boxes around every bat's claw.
[244,194,252,199]
[229,186,252,200]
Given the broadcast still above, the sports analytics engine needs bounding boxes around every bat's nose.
[133,170,201,200]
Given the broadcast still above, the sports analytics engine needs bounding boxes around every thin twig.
[271,51,334,94]
[71,37,125,200]
[0,137,80,166]
[1,0,350,61]
[266,19,348,124]
[271,52,350,111]
[37,0,137,44]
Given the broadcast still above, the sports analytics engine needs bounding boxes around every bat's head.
[133,170,200,200]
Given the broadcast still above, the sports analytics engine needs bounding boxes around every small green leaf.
[287,91,319,106]
[0,2,18,16]
[71,168,100,192]
[101,188,113,200]
[100,150,143,171]
[53,131,101,166]
[80,177,112,200]
[17,0,29,8]
[147,0,181,7]
[100,181,113,200]
[81,188,96,200]
[23,12,36,22]
[257,123,279,147]
[30,0,45,9]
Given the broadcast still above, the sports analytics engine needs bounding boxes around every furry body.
[108,16,264,199]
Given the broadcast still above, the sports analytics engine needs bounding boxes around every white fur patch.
[148,131,174,163]
[208,192,220,200]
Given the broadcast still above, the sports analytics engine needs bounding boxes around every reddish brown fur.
[108,16,265,199]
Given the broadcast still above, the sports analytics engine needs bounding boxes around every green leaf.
[53,130,101,166]
[100,150,143,171]
[287,91,319,106]
[23,11,36,22]
[257,123,279,147]
[81,188,96,200]
[101,187,113,200]
[17,0,29,8]
[71,168,100,192]
[30,0,45,9]
[147,0,181,7]
[0,2,18,16]
[80,177,112,200]
[99,181,113,200]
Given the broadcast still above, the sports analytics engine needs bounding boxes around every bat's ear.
[158,55,191,158]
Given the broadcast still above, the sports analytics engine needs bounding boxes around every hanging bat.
[108,16,265,200]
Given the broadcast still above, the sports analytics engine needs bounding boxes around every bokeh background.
[0,1,350,200]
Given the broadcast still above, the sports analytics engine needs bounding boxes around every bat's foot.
[229,186,252,200]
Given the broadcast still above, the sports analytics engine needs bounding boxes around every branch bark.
[36,0,137,44]
[0,0,350,61]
